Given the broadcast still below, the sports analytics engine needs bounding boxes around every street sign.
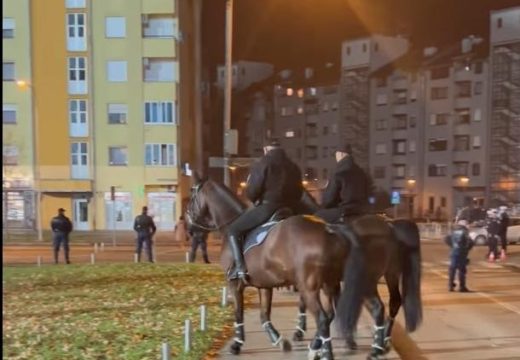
[391,191,401,205]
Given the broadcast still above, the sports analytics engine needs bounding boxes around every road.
[3,239,520,359]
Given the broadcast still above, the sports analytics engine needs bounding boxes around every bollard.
[94,243,98,253]
[221,287,228,307]
[134,253,139,263]
[184,319,191,353]
[200,305,206,331]
[161,342,170,360]
[90,253,95,265]
[37,256,42,267]
[185,252,190,263]
[101,242,105,252]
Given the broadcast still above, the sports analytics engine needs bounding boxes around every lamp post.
[223,0,234,187]
[460,176,470,208]
[16,80,43,241]
[407,179,416,219]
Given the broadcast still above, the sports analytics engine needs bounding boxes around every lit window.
[286,88,294,96]
[297,89,304,98]
[145,144,176,166]
[285,130,295,138]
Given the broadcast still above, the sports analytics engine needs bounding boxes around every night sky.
[202,0,520,74]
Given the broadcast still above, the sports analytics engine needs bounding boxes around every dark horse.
[186,178,422,359]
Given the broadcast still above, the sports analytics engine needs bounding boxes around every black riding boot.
[228,235,248,281]
[54,250,59,264]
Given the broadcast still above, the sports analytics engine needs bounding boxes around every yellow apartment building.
[3,0,186,232]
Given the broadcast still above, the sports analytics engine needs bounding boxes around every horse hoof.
[293,330,305,342]
[280,339,292,352]
[229,342,241,355]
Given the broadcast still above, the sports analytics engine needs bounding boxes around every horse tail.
[393,219,423,332]
[332,226,367,337]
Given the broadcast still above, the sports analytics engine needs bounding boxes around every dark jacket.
[188,226,209,242]
[321,155,371,213]
[499,212,509,236]
[245,148,303,206]
[133,214,157,235]
[444,225,473,258]
[486,217,501,237]
[51,214,73,234]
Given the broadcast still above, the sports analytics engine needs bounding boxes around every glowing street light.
[460,176,469,185]
[239,181,246,188]
[407,179,416,186]
[302,180,309,186]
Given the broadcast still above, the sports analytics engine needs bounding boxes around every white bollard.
[200,305,206,331]
[37,256,42,267]
[185,252,190,263]
[94,243,98,253]
[184,319,191,353]
[90,253,95,265]
[161,342,170,360]
[134,253,139,263]
[221,287,228,307]
[101,242,105,252]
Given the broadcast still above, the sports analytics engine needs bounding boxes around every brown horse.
[186,178,422,360]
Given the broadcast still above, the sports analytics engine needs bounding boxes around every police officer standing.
[445,219,474,292]
[133,206,157,263]
[188,225,211,264]
[486,209,501,262]
[50,208,73,264]
[498,206,509,260]
[316,143,372,223]
[226,139,303,281]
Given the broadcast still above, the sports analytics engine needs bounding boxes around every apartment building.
[2,0,182,231]
[489,7,520,206]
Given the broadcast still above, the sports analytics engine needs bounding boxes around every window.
[66,13,86,51]
[280,106,294,117]
[306,123,317,137]
[284,130,295,138]
[322,168,329,180]
[68,99,87,136]
[362,43,367,52]
[393,164,406,179]
[3,62,15,81]
[453,162,469,176]
[430,66,449,79]
[375,143,387,154]
[453,135,469,151]
[409,116,416,128]
[376,93,388,105]
[431,87,448,100]
[346,46,351,55]
[474,61,483,74]
[376,77,387,87]
[374,42,379,52]
[456,109,470,124]
[472,163,480,176]
[429,139,447,151]
[297,89,304,98]
[145,144,176,166]
[142,15,177,38]
[322,146,328,158]
[409,89,417,101]
[296,106,304,115]
[441,197,447,207]
[428,164,447,177]
[393,115,407,129]
[105,17,126,38]
[409,140,416,153]
[497,17,502,28]
[331,123,338,134]
[322,126,329,135]
[107,61,127,82]
[331,102,339,111]
[473,136,481,148]
[455,81,471,98]
[66,0,85,7]
[474,81,483,95]
[474,108,482,122]
[3,104,17,124]
[322,102,330,112]
[3,18,14,38]
[108,104,128,124]
[376,119,388,130]
[394,90,407,104]
[306,146,318,160]
[430,113,449,126]
[374,166,386,179]
[286,88,294,96]
[408,165,416,177]
[144,101,175,124]
[109,147,128,166]
[2,145,18,165]
[308,87,317,96]
[68,57,87,94]
[143,58,176,82]
[393,140,406,155]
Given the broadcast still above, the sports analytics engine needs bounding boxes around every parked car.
[468,217,520,245]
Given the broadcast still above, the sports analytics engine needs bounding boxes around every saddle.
[243,207,292,254]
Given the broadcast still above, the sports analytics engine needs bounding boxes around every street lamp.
[16,79,43,241]
[459,176,470,208]
[406,179,416,218]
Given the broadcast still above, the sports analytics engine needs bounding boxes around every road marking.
[428,268,520,316]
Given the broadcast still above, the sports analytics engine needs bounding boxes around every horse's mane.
[206,179,247,214]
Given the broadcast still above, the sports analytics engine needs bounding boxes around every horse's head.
[186,174,216,232]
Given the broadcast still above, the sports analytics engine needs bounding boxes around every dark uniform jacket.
[133,214,157,235]
[245,148,303,207]
[486,217,501,237]
[499,212,509,238]
[444,225,474,258]
[51,215,73,234]
[321,156,371,214]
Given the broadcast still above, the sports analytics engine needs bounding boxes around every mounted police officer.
[133,206,157,262]
[227,139,303,281]
[50,208,73,264]
[445,219,474,292]
[315,143,372,223]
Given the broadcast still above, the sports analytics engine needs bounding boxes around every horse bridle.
[186,183,219,232]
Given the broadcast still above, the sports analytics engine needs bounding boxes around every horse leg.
[293,294,307,341]
[383,271,402,353]
[258,288,291,352]
[304,289,335,360]
[319,286,337,360]
[365,285,386,360]
[229,281,245,355]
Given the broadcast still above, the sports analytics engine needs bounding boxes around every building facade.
[2,0,182,231]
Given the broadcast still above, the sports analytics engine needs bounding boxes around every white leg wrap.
[234,322,244,328]
[298,313,306,317]
[296,326,306,334]
[233,337,244,344]
[319,336,332,344]
[261,321,272,329]
[273,335,283,346]
[371,343,385,350]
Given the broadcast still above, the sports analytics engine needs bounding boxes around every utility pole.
[223,0,233,187]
